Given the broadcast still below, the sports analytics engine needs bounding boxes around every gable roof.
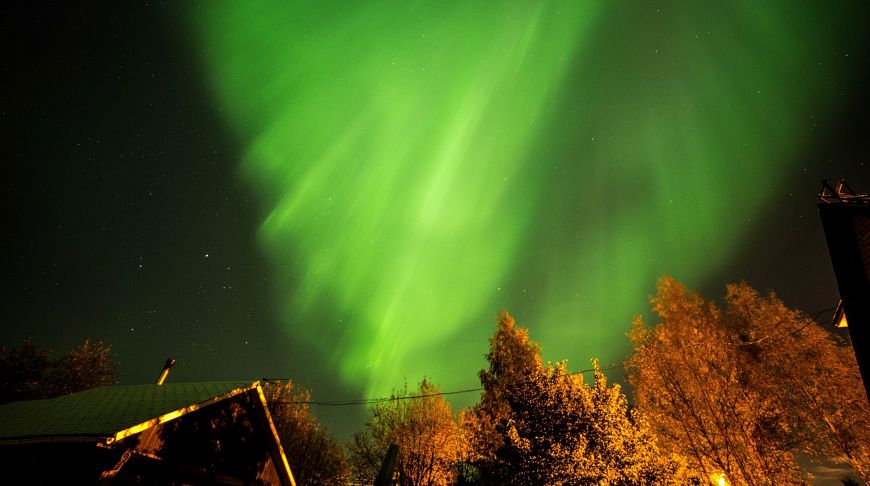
[0,381,253,443]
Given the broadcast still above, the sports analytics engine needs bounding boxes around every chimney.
[155,358,176,385]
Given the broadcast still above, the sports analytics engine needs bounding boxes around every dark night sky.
[2,2,291,382]
[3,1,870,443]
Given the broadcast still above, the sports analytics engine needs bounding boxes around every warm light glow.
[711,472,728,486]
[837,312,849,328]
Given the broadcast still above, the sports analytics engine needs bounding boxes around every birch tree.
[628,276,870,484]
[348,379,466,486]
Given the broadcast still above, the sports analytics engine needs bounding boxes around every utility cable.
[263,305,838,407]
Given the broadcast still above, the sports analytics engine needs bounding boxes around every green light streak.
[189,1,853,399]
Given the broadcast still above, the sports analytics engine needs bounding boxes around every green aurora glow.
[189,2,857,399]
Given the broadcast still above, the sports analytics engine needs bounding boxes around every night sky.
[3,1,870,438]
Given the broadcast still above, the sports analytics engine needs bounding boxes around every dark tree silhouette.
[0,338,117,403]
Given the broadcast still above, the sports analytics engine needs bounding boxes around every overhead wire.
[263,305,838,407]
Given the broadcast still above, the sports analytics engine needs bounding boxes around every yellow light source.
[833,300,848,328]
[836,312,848,328]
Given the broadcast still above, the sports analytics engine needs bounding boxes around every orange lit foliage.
[466,311,695,485]
[348,379,466,486]
[628,277,870,484]
[264,381,349,486]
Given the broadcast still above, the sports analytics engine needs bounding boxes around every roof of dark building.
[0,381,254,443]
[0,381,296,485]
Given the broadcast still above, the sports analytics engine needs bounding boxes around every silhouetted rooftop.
[0,381,254,442]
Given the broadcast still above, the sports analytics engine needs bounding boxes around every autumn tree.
[462,311,542,483]
[467,311,695,485]
[628,276,870,484]
[0,338,117,403]
[348,378,466,486]
[500,359,696,485]
[263,381,349,486]
[724,282,870,481]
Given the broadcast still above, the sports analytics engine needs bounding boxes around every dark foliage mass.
[0,338,117,403]
[264,381,349,486]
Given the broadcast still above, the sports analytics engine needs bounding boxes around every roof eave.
[107,381,260,444]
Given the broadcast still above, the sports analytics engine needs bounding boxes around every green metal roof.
[0,381,254,442]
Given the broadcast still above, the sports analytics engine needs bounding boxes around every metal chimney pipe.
[155,358,176,385]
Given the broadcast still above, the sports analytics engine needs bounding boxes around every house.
[818,179,870,400]
[0,380,296,485]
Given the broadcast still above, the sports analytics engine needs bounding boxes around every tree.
[468,311,694,485]
[723,282,870,481]
[263,381,349,486]
[348,378,467,486]
[627,276,870,484]
[47,338,118,397]
[499,359,695,485]
[461,311,542,483]
[0,338,117,403]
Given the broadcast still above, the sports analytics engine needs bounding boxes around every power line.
[263,306,837,407]
[669,306,837,350]
[266,362,624,406]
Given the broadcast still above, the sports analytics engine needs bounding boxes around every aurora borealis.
[3,1,870,437]
[188,1,867,399]
[193,1,602,399]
